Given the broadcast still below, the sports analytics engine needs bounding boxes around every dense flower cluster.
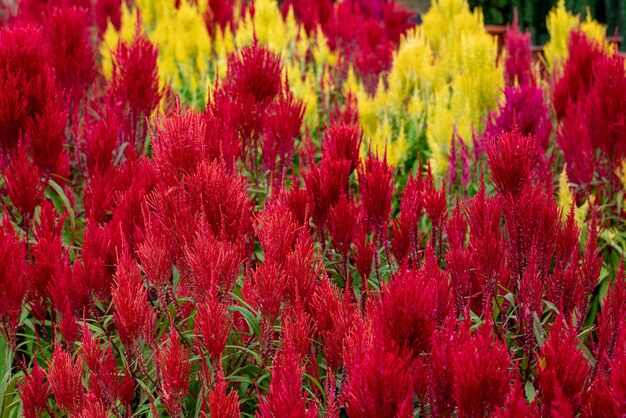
[1,0,626,416]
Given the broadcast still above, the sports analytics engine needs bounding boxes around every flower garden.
[1,0,626,416]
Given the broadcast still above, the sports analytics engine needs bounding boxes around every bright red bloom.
[195,292,231,364]
[184,160,253,245]
[152,108,207,181]
[255,202,300,266]
[283,232,320,310]
[138,214,174,291]
[328,195,360,257]
[4,144,44,222]
[47,346,85,415]
[310,277,362,370]
[156,328,191,418]
[257,345,319,418]
[486,124,537,197]
[45,5,96,103]
[553,31,605,120]
[0,218,27,347]
[78,394,109,418]
[359,154,394,232]
[342,326,414,418]
[107,30,161,149]
[19,363,50,418]
[207,368,240,418]
[111,252,156,347]
[244,263,286,327]
[303,158,351,228]
[323,123,363,175]
[452,322,512,417]
[262,89,304,176]
[185,220,242,300]
[538,317,591,413]
[224,41,282,105]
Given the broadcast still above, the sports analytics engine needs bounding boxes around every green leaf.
[533,312,547,347]
[524,380,536,403]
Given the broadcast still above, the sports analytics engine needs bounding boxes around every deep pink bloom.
[484,86,551,157]
[504,13,533,86]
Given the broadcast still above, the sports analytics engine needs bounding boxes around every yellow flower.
[544,0,579,72]
[426,86,454,175]
[101,2,138,79]
[312,27,337,68]
[558,165,588,227]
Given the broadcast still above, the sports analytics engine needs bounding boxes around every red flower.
[323,123,363,175]
[0,218,27,347]
[195,293,231,364]
[19,363,50,418]
[452,322,512,417]
[45,5,96,103]
[111,252,156,347]
[374,269,437,358]
[553,31,605,120]
[224,41,282,105]
[486,124,537,197]
[537,317,590,413]
[184,160,253,245]
[152,108,207,181]
[342,326,414,418]
[4,144,44,222]
[185,220,242,300]
[47,346,85,415]
[262,89,304,176]
[257,345,318,418]
[107,30,161,149]
[244,263,286,327]
[359,154,394,232]
[156,328,191,418]
[206,368,240,418]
